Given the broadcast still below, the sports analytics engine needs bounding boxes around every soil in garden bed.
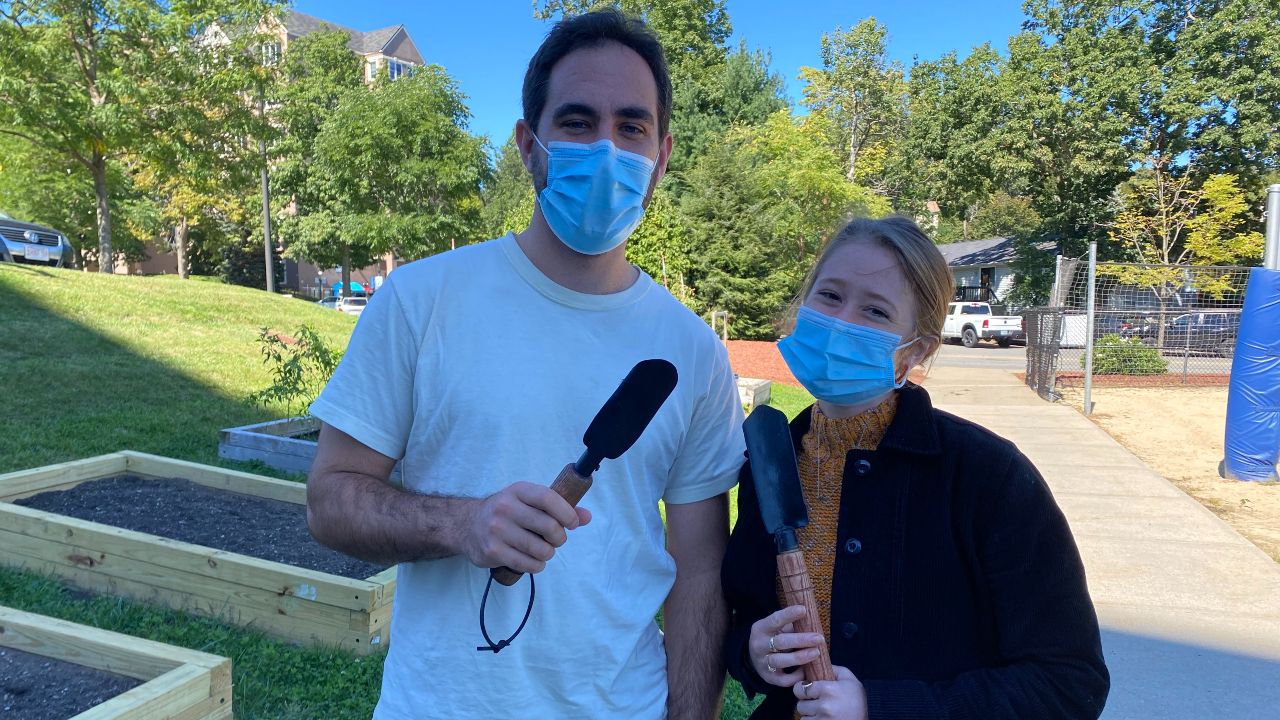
[15,475,387,580]
[1,646,141,720]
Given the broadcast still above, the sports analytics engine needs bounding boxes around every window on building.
[262,41,281,66]
[387,59,412,80]
[366,59,378,81]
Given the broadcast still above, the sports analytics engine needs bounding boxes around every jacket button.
[842,622,859,639]
[854,459,871,476]
[844,538,862,555]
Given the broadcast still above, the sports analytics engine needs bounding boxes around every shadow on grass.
[0,268,279,475]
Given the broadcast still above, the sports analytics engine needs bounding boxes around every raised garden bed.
[0,452,396,655]
[0,604,232,719]
[218,416,403,484]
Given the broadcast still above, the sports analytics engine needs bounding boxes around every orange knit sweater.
[778,396,899,637]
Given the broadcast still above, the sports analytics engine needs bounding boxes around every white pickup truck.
[942,302,1023,348]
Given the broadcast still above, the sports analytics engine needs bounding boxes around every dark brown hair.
[522,9,673,138]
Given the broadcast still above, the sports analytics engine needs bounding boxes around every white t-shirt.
[310,234,745,720]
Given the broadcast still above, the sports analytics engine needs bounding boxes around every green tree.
[625,186,694,306]
[680,111,888,338]
[970,192,1042,241]
[296,68,489,293]
[890,44,1004,232]
[481,134,535,238]
[798,18,907,185]
[1104,169,1263,344]
[0,0,279,271]
[270,28,364,232]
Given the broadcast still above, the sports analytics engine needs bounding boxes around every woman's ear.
[897,336,941,383]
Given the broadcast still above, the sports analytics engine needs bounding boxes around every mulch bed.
[1,646,141,720]
[727,340,926,387]
[1027,372,1232,388]
[15,475,386,580]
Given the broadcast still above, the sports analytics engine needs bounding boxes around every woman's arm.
[862,451,1109,720]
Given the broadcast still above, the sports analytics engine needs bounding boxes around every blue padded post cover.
[1223,268,1280,481]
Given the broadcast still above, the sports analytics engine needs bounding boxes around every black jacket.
[722,384,1109,719]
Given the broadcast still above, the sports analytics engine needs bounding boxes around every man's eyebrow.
[551,103,600,122]
[617,106,655,124]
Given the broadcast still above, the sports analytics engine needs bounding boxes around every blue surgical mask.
[778,306,918,407]
[533,135,657,255]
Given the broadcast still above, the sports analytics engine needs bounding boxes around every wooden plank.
[3,552,383,652]
[0,531,364,632]
[1,605,232,720]
[217,443,316,475]
[73,665,210,720]
[221,416,318,438]
[0,500,380,612]
[0,454,127,501]
[120,451,307,505]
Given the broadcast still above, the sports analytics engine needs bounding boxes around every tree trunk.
[341,245,352,297]
[846,133,859,183]
[175,217,190,280]
[91,152,113,273]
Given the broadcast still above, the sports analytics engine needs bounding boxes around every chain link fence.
[1024,254,1252,403]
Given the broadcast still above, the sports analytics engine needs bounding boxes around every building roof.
[282,10,423,64]
[938,236,1056,268]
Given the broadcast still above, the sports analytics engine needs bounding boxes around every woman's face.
[805,240,925,381]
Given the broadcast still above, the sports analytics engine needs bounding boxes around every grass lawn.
[0,263,812,719]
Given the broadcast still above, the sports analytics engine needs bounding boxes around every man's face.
[520,41,672,205]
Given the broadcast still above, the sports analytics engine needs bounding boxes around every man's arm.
[663,493,730,720]
[307,423,587,568]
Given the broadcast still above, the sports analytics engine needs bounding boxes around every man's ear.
[653,132,674,184]
[515,119,537,175]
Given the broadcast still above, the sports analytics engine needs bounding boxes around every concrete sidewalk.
[923,365,1280,719]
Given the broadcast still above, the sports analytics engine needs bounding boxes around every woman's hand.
[793,665,867,719]
[748,605,826,688]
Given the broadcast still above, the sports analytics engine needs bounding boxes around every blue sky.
[293,1,1027,148]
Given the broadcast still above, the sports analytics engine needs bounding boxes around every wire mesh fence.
[1024,257,1252,401]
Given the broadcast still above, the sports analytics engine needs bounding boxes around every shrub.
[1084,333,1168,375]
[247,325,343,416]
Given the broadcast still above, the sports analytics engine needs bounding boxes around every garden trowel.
[490,358,678,586]
[742,405,835,682]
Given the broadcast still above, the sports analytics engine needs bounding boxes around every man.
[306,10,744,720]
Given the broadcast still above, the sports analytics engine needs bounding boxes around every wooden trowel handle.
[777,548,835,682]
[490,462,594,587]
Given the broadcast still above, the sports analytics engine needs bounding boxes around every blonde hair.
[788,216,952,364]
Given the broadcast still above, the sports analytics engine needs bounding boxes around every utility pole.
[259,88,275,294]
[1265,184,1279,271]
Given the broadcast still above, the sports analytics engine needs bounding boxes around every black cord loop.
[477,571,536,653]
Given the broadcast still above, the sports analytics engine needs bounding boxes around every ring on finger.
[768,635,777,653]
[766,655,777,673]
[801,681,814,699]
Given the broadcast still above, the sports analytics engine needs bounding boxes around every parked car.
[0,211,73,268]
[1159,312,1240,358]
[942,302,1023,347]
[336,296,367,316]
[317,297,339,310]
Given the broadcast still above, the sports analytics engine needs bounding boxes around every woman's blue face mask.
[778,305,919,407]
[533,135,657,256]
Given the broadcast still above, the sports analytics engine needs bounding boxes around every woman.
[722,217,1109,719]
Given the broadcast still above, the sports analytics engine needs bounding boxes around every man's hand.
[307,423,589,567]
[461,481,592,574]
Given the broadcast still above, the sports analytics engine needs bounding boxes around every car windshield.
[0,211,11,220]
[344,298,367,306]
[960,305,991,315]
